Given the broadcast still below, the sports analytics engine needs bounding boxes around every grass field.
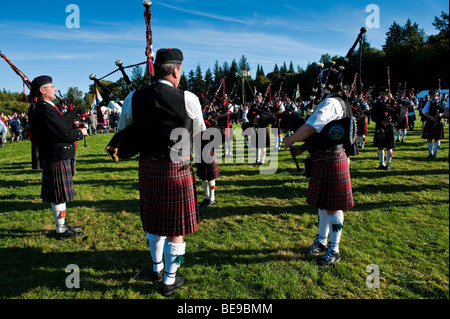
[0,116,448,300]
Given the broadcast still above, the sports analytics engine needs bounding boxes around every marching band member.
[248,93,273,165]
[30,76,87,240]
[284,69,354,266]
[119,48,205,296]
[197,97,220,208]
[422,90,445,159]
[371,88,403,172]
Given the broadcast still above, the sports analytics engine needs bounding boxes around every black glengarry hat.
[30,75,52,97]
[155,48,183,65]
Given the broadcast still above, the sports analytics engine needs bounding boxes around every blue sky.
[0,0,448,96]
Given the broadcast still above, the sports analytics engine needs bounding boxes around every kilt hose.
[422,120,444,141]
[41,159,75,203]
[306,149,354,211]
[139,157,199,237]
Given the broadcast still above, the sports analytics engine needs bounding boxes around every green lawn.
[0,117,448,299]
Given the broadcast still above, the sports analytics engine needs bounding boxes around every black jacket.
[32,100,83,161]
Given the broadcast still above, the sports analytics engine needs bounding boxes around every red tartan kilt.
[357,118,368,136]
[41,159,75,203]
[306,150,354,211]
[196,155,220,181]
[139,158,199,237]
[395,116,408,130]
[422,120,444,140]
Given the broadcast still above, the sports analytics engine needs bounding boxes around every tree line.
[1,12,448,115]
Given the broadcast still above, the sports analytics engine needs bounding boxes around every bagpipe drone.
[103,1,155,162]
[284,27,368,172]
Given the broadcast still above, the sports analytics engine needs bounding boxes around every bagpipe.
[285,27,367,172]
[0,51,88,148]
[104,1,155,162]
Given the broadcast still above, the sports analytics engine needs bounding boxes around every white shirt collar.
[158,79,174,87]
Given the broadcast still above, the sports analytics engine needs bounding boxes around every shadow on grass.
[0,245,293,298]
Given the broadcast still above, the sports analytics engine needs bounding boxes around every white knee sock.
[427,142,434,155]
[146,233,166,272]
[317,209,329,245]
[396,131,400,139]
[260,147,266,164]
[202,181,210,200]
[209,180,216,202]
[377,150,385,165]
[386,149,393,166]
[328,211,344,253]
[51,203,67,233]
[434,141,441,156]
[401,131,407,140]
[256,147,262,163]
[164,241,186,285]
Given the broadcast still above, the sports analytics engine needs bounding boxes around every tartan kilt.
[139,158,199,237]
[395,116,408,130]
[373,124,396,149]
[306,149,354,211]
[422,120,444,140]
[196,152,220,181]
[41,159,75,203]
[357,117,368,136]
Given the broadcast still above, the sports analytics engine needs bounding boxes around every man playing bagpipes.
[350,94,369,150]
[247,93,273,165]
[115,48,205,296]
[395,91,413,143]
[284,28,369,266]
[216,95,234,158]
[284,67,355,266]
[421,89,445,159]
[371,88,405,171]
[270,96,286,151]
[197,97,220,208]
[29,76,87,240]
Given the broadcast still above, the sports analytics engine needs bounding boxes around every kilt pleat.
[139,158,199,237]
[196,160,220,181]
[41,159,75,203]
[422,120,444,140]
[306,150,354,211]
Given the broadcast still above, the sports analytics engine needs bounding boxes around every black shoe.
[163,275,185,297]
[152,261,164,282]
[384,165,390,172]
[304,236,328,256]
[66,224,82,232]
[152,270,164,283]
[55,228,83,240]
[199,199,216,208]
[376,164,386,170]
[317,249,341,266]
[199,199,211,208]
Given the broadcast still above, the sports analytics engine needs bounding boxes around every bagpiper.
[118,48,205,296]
[197,97,220,208]
[421,90,445,159]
